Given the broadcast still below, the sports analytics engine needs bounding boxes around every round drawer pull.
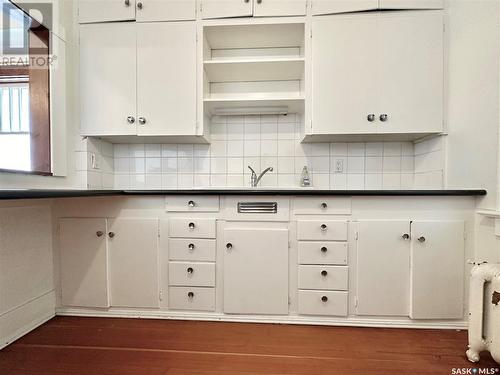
[418,236,426,243]
[188,222,196,230]
[320,246,328,253]
[108,232,115,238]
[321,202,328,209]
[226,243,233,250]
[188,243,195,251]
[402,233,410,240]
[320,224,327,232]
[96,231,104,237]
[187,292,194,299]
[321,296,328,303]
[321,270,328,277]
[188,200,196,207]
[187,267,194,274]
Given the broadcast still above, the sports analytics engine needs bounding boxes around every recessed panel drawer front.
[298,265,349,290]
[169,239,216,262]
[169,262,215,287]
[293,197,351,215]
[297,220,348,241]
[165,196,220,212]
[169,287,215,311]
[169,218,216,239]
[298,290,348,316]
[298,242,348,265]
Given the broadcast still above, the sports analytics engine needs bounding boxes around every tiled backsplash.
[107,114,424,190]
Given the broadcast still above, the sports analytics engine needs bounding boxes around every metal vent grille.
[237,202,278,214]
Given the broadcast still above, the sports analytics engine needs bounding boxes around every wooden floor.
[0,317,497,374]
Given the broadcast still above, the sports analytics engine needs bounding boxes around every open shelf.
[204,58,305,83]
[204,96,305,116]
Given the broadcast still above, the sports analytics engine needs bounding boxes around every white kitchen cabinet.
[81,22,200,139]
[79,0,136,23]
[108,219,160,308]
[137,22,197,136]
[80,23,137,136]
[79,0,196,23]
[312,0,443,15]
[410,221,465,319]
[223,227,289,314]
[59,218,109,308]
[356,221,410,316]
[201,0,306,19]
[310,11,443,139]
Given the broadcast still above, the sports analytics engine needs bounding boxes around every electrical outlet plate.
[90,153,100,170]
[335,159,344,173]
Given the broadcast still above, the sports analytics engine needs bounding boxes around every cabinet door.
[312,0,378,15]
[410,221,464,319]
[376,11,443,134]
[136,0,196,21]
[80,23,137,136]
[108,219,159,308]
[224,228,289,314]
[59,218,109,308]
[312,14,378,135]
[253,0,306,17]
[379,0,443,9]
[137,22,197,136]
[79,0,136,23]
[201,0,253,19]
[356,221,410,316]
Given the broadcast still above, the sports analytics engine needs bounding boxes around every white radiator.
[467,263,500,363]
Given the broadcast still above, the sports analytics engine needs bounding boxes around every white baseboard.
[1,291,56,350]
[56,307,468,330]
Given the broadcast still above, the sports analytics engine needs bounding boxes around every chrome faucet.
[248,166,273,187]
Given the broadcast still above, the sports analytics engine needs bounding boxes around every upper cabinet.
[307,10,443,141]
[80,22,202,140]
[312,0,443,15]
[201,0,307,19]
[79,0,196,23]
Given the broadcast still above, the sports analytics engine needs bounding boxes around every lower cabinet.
[223,227,289,315]
[60,218,160,309]
[356,220,465,319]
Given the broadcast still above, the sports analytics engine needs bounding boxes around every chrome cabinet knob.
[188,243,195,251]
[321,296,328,303]
[418,236,426,243]
[108,232,115,238]
[188,222,195,230]
[96,231,104,237]
[124,0,130,6]
[257,0,262,3]
[367,114,376,122]
[321,270,328,277]
[321,246,328,253]
[187,267,194,274]
[321,202,328,209]
[188,292,194,299]
[138,117,147,125]
[127,116,135,124]
[188,200,196,207]
[379,114,388,122]
[226,243,233,250]
[320,224,327,232]
[137,1,143,9]
[402,233,410,240]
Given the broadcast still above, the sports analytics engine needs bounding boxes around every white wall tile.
[347,174,365,189]
[365,157,383,173]
[162,158,178,173]
[145,144,161,157]
[178,144,194,157]
[278,157,294,174]
[227,158,244,174]
[278,139,295,156]
[178,158,194,173]
[365,174,383,190]
[261,140,277,157]
[347,157,365,173]
[145,175,162,189]
[162,174,178,189]
[131,158,145,174]
[331,173,347,190]
[365,142,383,157]
[348,143,365,157]
[194,144,210,158]
[227,140,244,157]
[146,158,161,174]
[330,143,347,156]
[383,142,402,157]
[162,144,177,157]
[194,158,210,174]
[129,144,145,158]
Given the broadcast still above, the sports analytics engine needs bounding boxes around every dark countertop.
[0,189,487,200]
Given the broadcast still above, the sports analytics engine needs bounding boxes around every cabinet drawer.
[169,262,215,287]
[298,265,348,290]
[293,197,351,215]
[169,218,216,239]
[298,242,348,265]
[297,220,348,241]
[298,290,348,316]
[169,287,215,311]
[169,239,216,262]
[165,196,219,212]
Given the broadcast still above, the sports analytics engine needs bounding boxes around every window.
[0,1,51,175]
